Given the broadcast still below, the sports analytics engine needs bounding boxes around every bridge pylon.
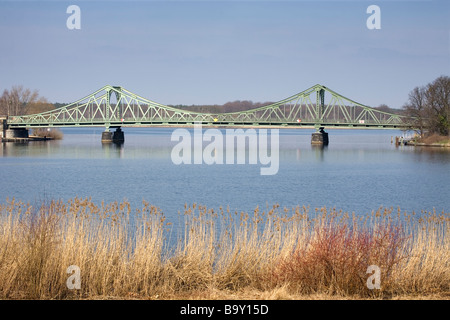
[316,87,325,122]
[101,86,125,144]
[309,87,329,145]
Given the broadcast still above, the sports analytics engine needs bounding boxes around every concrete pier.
[1,117,32,142]
[311,127,329,145]
[5,128,29,139]
[101,131,114,143]
[2,127,30,142]
[101,127,124,144]
[113,127,124,143]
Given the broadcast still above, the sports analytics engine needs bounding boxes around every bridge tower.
[311,87,329,145]
[101,86,125,144]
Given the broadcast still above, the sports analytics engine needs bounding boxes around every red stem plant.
[270,207,411,297]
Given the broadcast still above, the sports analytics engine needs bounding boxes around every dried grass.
[420,133,450,145]
[0,198,448,299]
[31,128,64,140]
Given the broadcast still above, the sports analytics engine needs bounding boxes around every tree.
[0,85,40,116]
[375,104,402,115]
[403,86,429,137]
[26,97,54,114]
[425,76,450,136]
[403,76,450,137]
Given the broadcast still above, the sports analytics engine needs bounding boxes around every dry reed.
[0,198,448,299]
[31,128,64,140]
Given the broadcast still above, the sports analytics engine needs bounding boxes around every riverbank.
[405,141,450,147]
[0,198,448,300]
[404,134,450,147]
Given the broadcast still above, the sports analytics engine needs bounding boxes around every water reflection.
[101,142,124,158]
[410,146,450,164]
[312,144,328,161]
[1,140,62,157]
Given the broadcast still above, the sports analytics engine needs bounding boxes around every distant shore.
[405,141,450,147]
[404,134,450,147]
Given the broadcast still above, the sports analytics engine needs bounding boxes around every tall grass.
[0,198,448,299]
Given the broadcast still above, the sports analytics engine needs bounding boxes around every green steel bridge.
[6,84,412,133]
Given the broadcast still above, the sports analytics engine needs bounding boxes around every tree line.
[169,100,275,114]
[0,86,55,116]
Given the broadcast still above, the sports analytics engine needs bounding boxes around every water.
[1,127,449,226]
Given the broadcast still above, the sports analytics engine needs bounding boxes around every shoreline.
[404,140,450,148]
[1,135,55,143]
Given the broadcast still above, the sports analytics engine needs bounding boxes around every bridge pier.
[311,127,329,146]
[2,128,29,142]
[101,127,124,144]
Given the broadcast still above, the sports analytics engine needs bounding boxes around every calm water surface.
[1,127,449,225]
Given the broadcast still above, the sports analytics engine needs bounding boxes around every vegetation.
[0,86,71,117]
[0,85,55,116]
[31,128,64,140]
[169,100,275,114]
[403,75,450,138]
[412,133,450,146]
[375,104,403,115]
[0,198,447,300]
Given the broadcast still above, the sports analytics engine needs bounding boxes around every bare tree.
[27,96,54,114]
[0,85,39,116]
[403,85,429,137]
[403,76,450,137]
[425,76,450,136]
[0,90,8,116]
[376,104,391,113]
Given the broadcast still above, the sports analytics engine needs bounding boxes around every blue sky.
[0,0,449,109]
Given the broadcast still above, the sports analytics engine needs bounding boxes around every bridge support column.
[4,128,29,140]
[101,127,124,144]
[0,118,7,140]
[311,127,329,146]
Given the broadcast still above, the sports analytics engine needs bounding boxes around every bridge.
[3,84,413,144]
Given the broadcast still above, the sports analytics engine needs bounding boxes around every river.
[1,127,449,225]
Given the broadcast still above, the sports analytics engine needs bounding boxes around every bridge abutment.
[2,127,29,142]
[101,127,124,144]
[0,117,7,140]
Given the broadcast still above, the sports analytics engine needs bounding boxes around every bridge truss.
[7,84,412,130]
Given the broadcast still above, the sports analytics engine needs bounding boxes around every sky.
[0,0,449,109]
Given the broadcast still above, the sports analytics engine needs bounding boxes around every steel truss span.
[7,84,413,130]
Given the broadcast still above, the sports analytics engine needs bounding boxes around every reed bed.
[0,197,448,299]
